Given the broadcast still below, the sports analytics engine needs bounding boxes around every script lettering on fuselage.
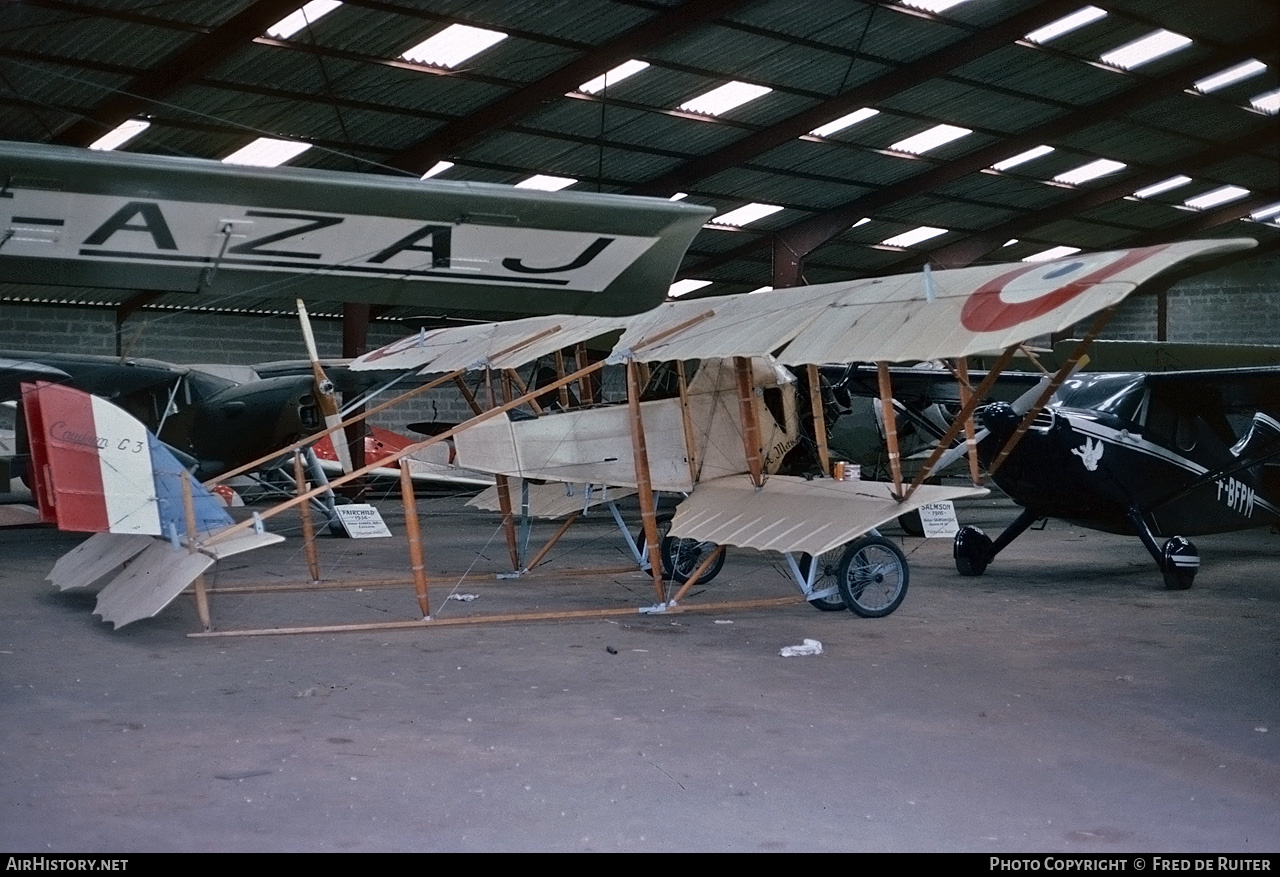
[2,191,658,292]
[1215,476,1256,518]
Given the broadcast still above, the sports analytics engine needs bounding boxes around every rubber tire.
[660,531,725,585]
[797,548,847,611]
[1161,537,1198,591]
[836,536,909,618]
[953,526,993,576]
[897,509,925,537]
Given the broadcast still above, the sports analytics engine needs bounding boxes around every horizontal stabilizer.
[93,541,214,629]
[669,476,988,557]
[46,531,153,591]
[467,480,635,519]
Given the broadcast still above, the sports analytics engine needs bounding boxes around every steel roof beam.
[627,0,1082,197]
[383,0,753,175]
[53,0,306,147]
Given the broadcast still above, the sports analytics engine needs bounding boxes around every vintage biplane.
[953,365,1280,590]
[22,237,1256,633]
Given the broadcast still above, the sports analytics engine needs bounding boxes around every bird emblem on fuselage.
[1071,436,1104,471]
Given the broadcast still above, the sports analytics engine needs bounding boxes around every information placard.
[334,504,392,538]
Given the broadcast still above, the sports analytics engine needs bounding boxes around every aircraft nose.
[979,401,1020,439]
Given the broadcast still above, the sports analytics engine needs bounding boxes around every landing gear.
[1160,536,1199,591]
[797,548,847,611]
[836,536,908,618]
[636,514,724,585]
[953,526,993,576]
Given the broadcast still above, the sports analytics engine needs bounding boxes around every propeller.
[296,299,353,474]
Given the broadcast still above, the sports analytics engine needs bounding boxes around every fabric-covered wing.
[668,476,988,557]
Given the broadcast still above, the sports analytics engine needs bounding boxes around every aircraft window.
[1174,413,1197,451]
[1054,374,1144,419]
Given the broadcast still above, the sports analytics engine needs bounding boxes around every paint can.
[833,461,845,480]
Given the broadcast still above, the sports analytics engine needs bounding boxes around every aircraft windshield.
[1052,373,1146,420]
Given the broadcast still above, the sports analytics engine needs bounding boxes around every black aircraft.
[953,367,1280,589]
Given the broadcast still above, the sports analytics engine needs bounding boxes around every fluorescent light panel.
[1100,29,1192,70]
[991,145,1054,171]
[1194,59,1267,93]
[669,279,712,298]
[881,226,947,248]
[710,203,784,227]
[267,0,342,39]
[899,0,972,13]
[402,23,507,68]
[420,161,454,180]
[678,81,771,117]
[889,123,971,155]
[515,174,576,192]
[88,119,149,151]
[808,108,879,138]
[1250,202,1280,221]
[748,286,774,294]
[1023,246,1081,262]
[1132,175,1192,198]
[222,137,311,167]
[1251,88,1280,114]
[577,60,649,95]
[1053,158,1126,185]
[1024,6,1107,44]
[669,192,688,201]
[1184,185,1249,210]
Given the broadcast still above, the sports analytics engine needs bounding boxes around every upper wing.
[612,239,1257,365]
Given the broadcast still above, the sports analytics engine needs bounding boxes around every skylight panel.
[669,192,689,201]
[1053,158,1126,185]
[880,226,947,248]
[748,286,774,294]
[991,145,1054,171]
[1194,59,1267,94]
[678,81,772,117]
[222,138,311,167]
[420,161,454,180]
[1132,175,1192,199]
[888,124,971,155]
[267,1,342,39]
[1250,87,1280,114]
[1099,30,1192,71]
[669,279,712,298]
[1250,202,1280,222]
[1023,246,1081,262]
[1184,185,1249,210]
[808,108,879,138]
[514,174,576,192]
[577,60,649,95]
[851,218,871,228]
[402,23,507,69]
[1024,6,1106,45]
[709,203,784,227]
[899,0,972,13]
[88,119,149,151]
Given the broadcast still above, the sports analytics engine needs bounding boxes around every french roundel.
[960,245,1166,333]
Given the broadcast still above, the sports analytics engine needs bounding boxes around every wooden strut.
[734,357,765,488]
[901,344,1021,502]
[627,358,667,603]
[486,367,522,573]
[180,471,212,631]
[187,595,803,638]
[806,363,831,476]
[876,361,904,498]
[955,358,983,487]
[554,349,570,408]
[675,360,699,486]
[669,544,726,605]
[399,463,431,619]
[522,510,580,573]
[987,306,1117,477]
[293,451,321,583]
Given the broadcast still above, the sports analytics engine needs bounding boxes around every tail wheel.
[1161,536,1198,591]
[953,526,993,576]
[837,536,909,618]
[797,548,847,611]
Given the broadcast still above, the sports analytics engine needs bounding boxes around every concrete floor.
[1,490,1277,852]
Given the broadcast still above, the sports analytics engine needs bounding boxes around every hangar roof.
[0,0,1275,321]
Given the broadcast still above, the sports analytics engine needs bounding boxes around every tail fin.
[21,381,231,537]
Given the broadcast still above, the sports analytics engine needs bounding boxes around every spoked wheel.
[837,536,909,618]
[1161,536,1198,591]
[797,548,847,612]
[953,526,993,576]
[636,515,725,584]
